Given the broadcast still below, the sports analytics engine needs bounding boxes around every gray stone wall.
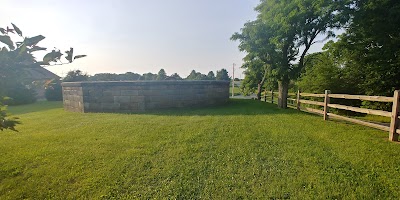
[61,81,229,113]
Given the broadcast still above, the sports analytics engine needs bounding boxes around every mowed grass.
[229,85,242,96]
[1,100,400,199]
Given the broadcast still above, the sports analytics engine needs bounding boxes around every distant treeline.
[72,68,232,82]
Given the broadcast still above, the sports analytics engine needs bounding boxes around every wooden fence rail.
[263,90,400,142]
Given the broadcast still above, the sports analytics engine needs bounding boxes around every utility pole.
[232,63,235,97]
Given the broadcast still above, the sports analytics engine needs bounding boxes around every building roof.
[22,66,60,81]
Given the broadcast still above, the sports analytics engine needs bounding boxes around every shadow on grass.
[128,99,299,116]
[7,99,300,117]
[8,101,63,115]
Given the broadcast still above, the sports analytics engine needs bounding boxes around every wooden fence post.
[296,90,301,110]
[389,90,400,141]
[271,90,274,104]
[264,89,267,102]
[323,90,331,121]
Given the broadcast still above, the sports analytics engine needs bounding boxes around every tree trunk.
[278,80,288,108]
[256,66,269,100]
[257,83,262,100]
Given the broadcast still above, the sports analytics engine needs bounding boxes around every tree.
[240,58,273,99]
[233,0,349,108]
[296,52,348,94]
[121,72,141,81]
[186,70,208,80]
[0,98,19,131]
[0,23,85,131]
[168,73,183,80]
[88,72,142,81]
[216,69,230,81]
[186,70,197,80]
[89,73,118,81]
[232,20,276,100]
[45,79,63,101]
[207,71,216,80]
[141,72,157,80]
[325,0,400,97]
[63,70,88,82]
[157,69,167,80]
[302,0,400,111]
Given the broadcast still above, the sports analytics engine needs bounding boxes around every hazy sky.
[2,0,327,78]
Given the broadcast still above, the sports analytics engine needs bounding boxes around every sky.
[2,0,327,78]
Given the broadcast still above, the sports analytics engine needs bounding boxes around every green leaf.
[11,23,22,36]
[29,46,47,52]
[65,48,73,63]
[0,28,5,34]
[36,61,49,65]
[73,55,86,60]
[18,44,27,54]
[24,35,45,46]
[43,50,63,64]
[0,35,15,50]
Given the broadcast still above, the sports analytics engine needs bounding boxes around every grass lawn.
[229,85,242,96]
[1,100,400,199]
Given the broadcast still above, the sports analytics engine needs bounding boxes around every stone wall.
[61,81,229,113]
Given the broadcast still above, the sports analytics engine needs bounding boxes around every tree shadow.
[128,99,299,116]
[8,101,63,115]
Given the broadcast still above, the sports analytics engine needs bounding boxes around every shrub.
[45,80,63,101]
[5,84,36,105]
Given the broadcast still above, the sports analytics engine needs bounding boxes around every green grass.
[229,86,241,96]
[356,115,391,124]
[1,100,400,199]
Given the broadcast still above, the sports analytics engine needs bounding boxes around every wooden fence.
[263,90,400,142]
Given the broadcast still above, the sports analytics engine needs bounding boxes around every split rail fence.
[263,90,400,141]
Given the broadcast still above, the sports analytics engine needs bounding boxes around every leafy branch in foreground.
[0,97,20,131]
[0,23,86,131]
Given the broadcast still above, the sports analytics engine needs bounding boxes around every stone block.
[139,90,159,96]
[149,85,167,90]
[196,94,207,101]
[120,102,138,110]
[100,95,115,103]
[114,96,130,103]
[130,96,145,103]
[103,90,121,96]
[86,95,101,103]
[138,102,145,111]
[121,90,138,96]
[89,89,103,96]
[101,103,120,111]
[88,103,101,111]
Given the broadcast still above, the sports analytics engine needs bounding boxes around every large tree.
[233,0,349,108]
[298,0,400,111]
[216,69,230,81]
[156,69,167,80]
[63,70,89,82]
[167,73,183,80]
[206,71,215,80]
[296,52,349,94]
[186,70,207,80]
[232,20,276,100]
[141,72,157,80]
[325,0,400,97]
